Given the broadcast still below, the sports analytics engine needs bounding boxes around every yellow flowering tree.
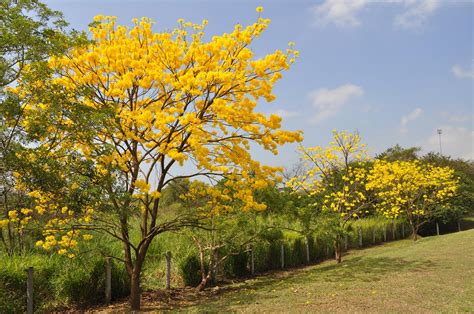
[14,9,302,309]
[287,131,371,263]
[366,160,458,240]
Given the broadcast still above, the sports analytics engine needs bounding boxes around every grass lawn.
[96,230,474,313]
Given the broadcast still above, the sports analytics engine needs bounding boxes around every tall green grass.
[0,244,129,312]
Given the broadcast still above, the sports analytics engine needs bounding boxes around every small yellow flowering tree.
[13,9,302,309]
[181,180,266,291]
[287,131,371,263]
[366,160,458,240]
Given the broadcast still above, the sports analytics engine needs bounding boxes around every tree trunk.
[334,239,342,264]
[196,272,212,292]
[129,271,141,310]
[126,240,150,310]
[410,223,418,241]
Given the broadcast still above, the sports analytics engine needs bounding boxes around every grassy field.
[97,229,474,313]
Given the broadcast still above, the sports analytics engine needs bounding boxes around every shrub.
[252,242,270,273]
[225,251,249,278]
[53,257,129,308]
[179,254,203,287]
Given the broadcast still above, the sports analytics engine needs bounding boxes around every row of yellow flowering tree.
[288,131,458,263]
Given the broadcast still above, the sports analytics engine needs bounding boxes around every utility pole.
[437,129,442,155]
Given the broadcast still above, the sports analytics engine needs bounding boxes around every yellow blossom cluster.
[15,11,302,200]
[0,186,95,257]
[183,178,268,216]
[366,160,458,219]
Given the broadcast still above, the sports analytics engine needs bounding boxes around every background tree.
[376,144,421,162]
[421,153,474,226]
[366,160,458,240]
[377,145,472,230]
[14,12,302,309]
[0,0,79,255]
[287,131,371,263]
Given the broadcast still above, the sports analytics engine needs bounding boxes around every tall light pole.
[437,129,442,155]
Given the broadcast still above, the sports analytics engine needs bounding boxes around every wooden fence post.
[436,223,440,236]
[248,244,255,275]
[105,257,112,304]
[280,243,285,269]
[358,227,363,248]
[165,251,172,290]
[305,237,310,264]
[26,267,33,314]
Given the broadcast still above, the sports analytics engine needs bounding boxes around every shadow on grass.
[147,255,437,312]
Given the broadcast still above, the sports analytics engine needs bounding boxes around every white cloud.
[271,109,299,119]
[400,107,424,133]
[312,0,441,29]
[427,126,474,159]
[452,64,474,79]
[309,84,364,123]
[394,0,441,29]
[311,0,369,27]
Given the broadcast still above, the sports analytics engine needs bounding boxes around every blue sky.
[43,0,473,168]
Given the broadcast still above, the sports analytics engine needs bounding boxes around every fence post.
[26,267,33,314]
[248,244,255,275]
[105,257,112,304]
[458,220,461,232]
[280,243,285,269]
[358,227,363,248]
[305,236,310,264]
[436,223,440,236]
[165,251,172,290]
[383,226,387,242]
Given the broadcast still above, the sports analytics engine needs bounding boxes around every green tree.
[0,0,75,255]
[376,144,421,162]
